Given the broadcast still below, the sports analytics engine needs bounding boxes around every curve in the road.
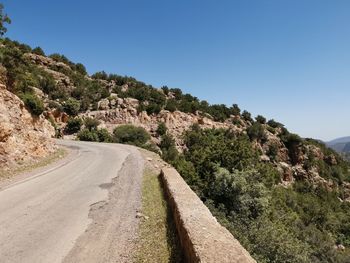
[0,140,144,263]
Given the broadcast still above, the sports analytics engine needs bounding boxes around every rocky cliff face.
[83,97,237,148]
[0,68,56,170]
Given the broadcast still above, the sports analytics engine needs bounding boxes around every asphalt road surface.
[0,140,144,263]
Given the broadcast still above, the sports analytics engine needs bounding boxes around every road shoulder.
[0,142,78,190]
[134,149,183,263]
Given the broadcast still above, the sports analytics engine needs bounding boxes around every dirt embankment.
[0,68,56,172]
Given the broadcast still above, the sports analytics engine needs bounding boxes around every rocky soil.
[0,67,56,171]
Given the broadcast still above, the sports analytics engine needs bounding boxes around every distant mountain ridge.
[327,136,350,153]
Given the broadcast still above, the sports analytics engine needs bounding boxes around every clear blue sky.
[2,0,350,141]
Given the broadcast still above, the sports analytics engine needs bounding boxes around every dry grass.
[0,148,67,179]
[134,167,183,263]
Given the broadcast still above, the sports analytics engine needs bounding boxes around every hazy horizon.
[3,0,349,141]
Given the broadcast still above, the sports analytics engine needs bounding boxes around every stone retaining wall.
[161,167,256,263]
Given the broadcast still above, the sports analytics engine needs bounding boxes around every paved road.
[0,140,144,263]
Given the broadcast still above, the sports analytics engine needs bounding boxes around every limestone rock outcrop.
[0,76,56,170]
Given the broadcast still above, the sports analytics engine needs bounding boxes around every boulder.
[325,154,337,166]
[124,98,139,108]
[98,98,110,110]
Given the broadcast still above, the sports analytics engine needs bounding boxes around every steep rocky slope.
[0,65,55,170]
[2,38,349,194]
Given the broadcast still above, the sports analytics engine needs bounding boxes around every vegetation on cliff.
[161,126,350,262]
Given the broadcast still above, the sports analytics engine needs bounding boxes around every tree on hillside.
[231,104,241,116]
[0,4,11,37]
[255,115,266,124]
[32,47,45,56]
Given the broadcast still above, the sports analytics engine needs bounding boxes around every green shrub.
[207,104,230,121]
[246,122,266,141]
[97,128,112,142]
[100,87,110,99]
[267,143,279,161]
[242,110,253,122]
[165,99,177,112]
[48,100,63,111]
[39,72,56,94]
[113,125,150,146]
[91,71,108,80]
[63,98,81,116]
[65,117,82,134]
[145,103,162,115]
[20,92,44,116]
[77,129,99,141]
[74,63,87,75]
[267,119,284,128]
[49,53,73,66]
[156,122,167,136]
[282,133,303,148]
[32,47,45,56]
[266,125,275,134]
[159,133,178,162]
[161,85,169,95]
[255,115,266,124]
[84,117,100,131]
[0,4,11,37]
[209,167,270,219]
[231,104,241,116]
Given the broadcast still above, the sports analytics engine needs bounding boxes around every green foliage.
[255,115,266,124]
[266,125,276,134]
[1,38,251,126]
[246,122,266,142]
[267,119,284,128]
[161,85,169,95]
[65,117,82,134]
[209,167,270,219]
[20,92,44,116]
[231,104,241,116]
[145,102,162,115]
[113,125,150,147]
[0,4,11,37]
[207,104,230,121]
[38,70,56,94]
[267,143,279,161]
[242,110,253,122]
[77,129,99,142]
[84,117,100,131]
[74,63,87,75]
[96,128,113,142]
[32,47,45,56]
[91,71,108,80]
[156,122,167,136]
[49,53,74,67]
[166,125,350,263]
[63,98,81,116]
[282,133,303,146]
[76,126,112,143]
[164,99,177,112]
[304,139,350,183]
[159,134,178,163]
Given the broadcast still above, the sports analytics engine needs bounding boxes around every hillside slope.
[328,137,350,153]
[0,65,55,171]
[2,38,350,262]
